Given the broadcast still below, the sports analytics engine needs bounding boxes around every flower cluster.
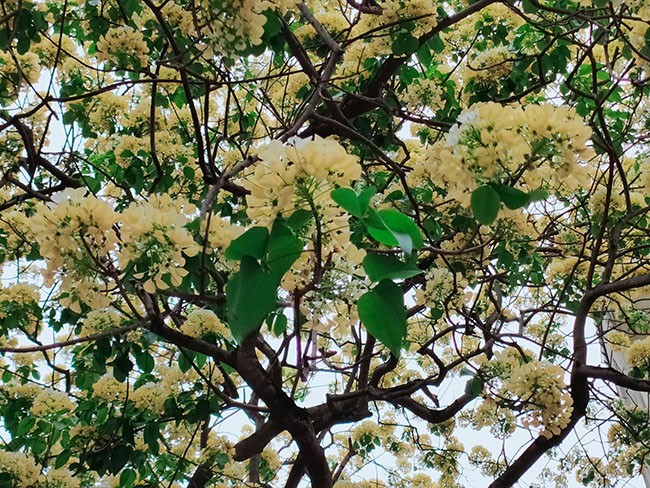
[96,26,150,69]
[415,267,470,311]
[0,283,41,334]
[92,374,127,403]
[464,46,513,86]
[342,0,438,73]
[30,188,119,312]
[180,308,229,339]
[480,348,573,438]
[243,136,363,286]
[244,136,361,223]
[86,91,129,134]
[200,214,243,267]
[506,360,573,437]
[81,308,124,335]
[195,0,294,55]
[626,336,650,371]
[118,194,201,293]
[0,450,40,487]
[409,102,594,206]
[402,78,445,114]
[30,388,75,417]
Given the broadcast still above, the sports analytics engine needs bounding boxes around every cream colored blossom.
[43,468,81,488]
[118,194,200,293]
[505,360,573,438]
[0,450,40,487]
[31,388,75,416]
[130,383,166,414]
[464,46,513,85]
[92,374,127,402]
[81,309,124,335]
[181,308,229,338]
[242,136,363,287]
[606,330,631,352]
[627,336,650,370]
[96,26,150,68]
[30,188,118,312]
[410,102,594,209]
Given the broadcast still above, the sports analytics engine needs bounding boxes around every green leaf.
[17,416,35,435]
[120,468,137,488]
[135,351,154,373]
[178,348,196,373]
[357,186,376,215]
[225,227,269,260]
[272,313,287,336]
[0,29,9,51]
[522,0,536,13]
[143,423,160,455]
[266,221,303,281]
[528,188,549,202]
[109,444,132,474]
[465,376,484,397]
[363,254,423,282]
[416,43,433,68]
[113,355,133,383]
[122,0,141,17]
[331,186,376,218]
[358,280,407,358]
[31,438,47,455]
[55,450,72,469]
[331,188,363,217]
[262,9,282,38]
[392,32,419,56]
[287,209,313,230]
[366,209,423,254]
[16,37,31,55]
[227,256,277,343]
[471,185,501,225]
[182,166,195,180]
[491,184,530,210]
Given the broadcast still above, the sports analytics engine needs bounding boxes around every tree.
[2,0,650,486]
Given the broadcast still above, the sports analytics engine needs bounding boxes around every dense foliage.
[2,0,650,486]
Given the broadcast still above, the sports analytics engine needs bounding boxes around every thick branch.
[148,315,234,366]
[489,296,594,487]
[393,393,474,424]
[234,419,284,462]
[580,365,650,392]
[234,335,332,488]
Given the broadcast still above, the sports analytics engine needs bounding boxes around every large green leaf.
[227,256,277,343]
[331,187,363,217]
[358,280,407,358]
[392,32,419,56]
[491,183,530,210]
[109,444,133,474]
[366,209,423,254]
[331,186,376,218]
[286,209,313,230]
[470,185,501,225]
[267,221,303,281]
[363,254,423,282]
[357,186,377,215]
[225,227,269,261]
[464,376,484,397]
